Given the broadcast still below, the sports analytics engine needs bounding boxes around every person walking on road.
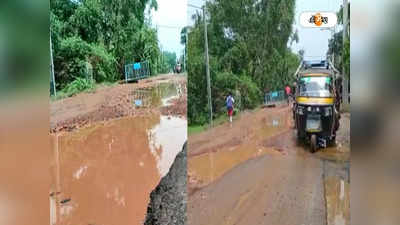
[285,85,291,105]
[226,93,235,123]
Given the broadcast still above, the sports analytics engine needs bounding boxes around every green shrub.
[62,77,95,97]
[89,43,117,82]
[55,36,92,89]
[55,36,118,91]
[213,72,260,114]
[236,75,261,109]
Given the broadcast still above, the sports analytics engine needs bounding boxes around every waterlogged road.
[50,80,187,225]
[188,106,350,225]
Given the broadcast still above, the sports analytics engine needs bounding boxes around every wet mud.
[188,107,290,192]
[325,177,350,225]
[188,145,282,193]
[188,106,350,225]
[50,75,187,225]
[50,115,187,225]
[51,74,186,133]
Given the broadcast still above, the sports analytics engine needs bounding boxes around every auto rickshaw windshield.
[298,76,333,97]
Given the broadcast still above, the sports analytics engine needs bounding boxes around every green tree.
[327,1,350,78]
[187,0,298,125]
[162,51,177,72]
[180,26,189,45]
[50,0,164,94]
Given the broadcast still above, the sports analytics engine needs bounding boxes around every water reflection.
[148,116,188,177]
[131,82,184,108]
[51,114,186,225]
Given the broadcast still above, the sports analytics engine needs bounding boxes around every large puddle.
[50,114,187,225]
[130,82,184,108]
[188,113,287,191]
[188,145,281,191]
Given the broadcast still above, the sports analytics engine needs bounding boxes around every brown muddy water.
[188,145,282,189]
[130,82,184,108]
[188,113,287,190]
[50,83,187,225]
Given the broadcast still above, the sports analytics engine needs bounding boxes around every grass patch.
[188,105,265,135]
[188,125,205,135]
[51,79,118,101]
[188,109,242,135]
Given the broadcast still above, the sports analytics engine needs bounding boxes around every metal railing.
[124,61,150,82]
[264,90,286,106]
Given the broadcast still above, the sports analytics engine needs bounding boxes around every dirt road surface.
[188,106,350,225]
[50,74,187,225]
[50,74,186,133]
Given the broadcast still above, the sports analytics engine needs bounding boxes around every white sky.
[291,0,343,59]
[150,0,188,58]
[187,0,343,60]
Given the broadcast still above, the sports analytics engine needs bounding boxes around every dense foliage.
[327,2,350,79]
[50,0,169,94]
[162,51,177,72]
[187,0,300,125]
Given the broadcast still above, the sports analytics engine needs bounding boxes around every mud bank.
[145,142,187,225]
[50,74,186,133]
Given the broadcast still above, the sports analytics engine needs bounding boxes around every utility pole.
[184,30,188,72]
[188,2,213,126]
[203,5,213,127]
[332,25,335,67]
[50,30,56,97]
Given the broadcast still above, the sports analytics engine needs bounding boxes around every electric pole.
[188,2,213,127]
[203,5,213,127]
[185,30,188,72]
[50,30,56,97]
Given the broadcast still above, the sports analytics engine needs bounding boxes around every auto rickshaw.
[293,68,340,152]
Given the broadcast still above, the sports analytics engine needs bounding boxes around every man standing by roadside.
[285,85,291,105]
[226,93,235,123]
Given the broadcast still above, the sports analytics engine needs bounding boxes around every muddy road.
[50,74,187,225]
[50,74,186,133]
[188,106,350,225]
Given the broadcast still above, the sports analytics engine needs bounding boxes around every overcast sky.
[150,0,188,58]
[186,0,343,60]
[187,0,205,26]
[291,0,343,60]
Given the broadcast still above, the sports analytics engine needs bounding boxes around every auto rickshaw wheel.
[310,134,317,153]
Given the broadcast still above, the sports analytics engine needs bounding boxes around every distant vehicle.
[174,63,182,74]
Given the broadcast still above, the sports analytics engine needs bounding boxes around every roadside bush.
[236,75,261,109]
[187,51,208,125]
[55,36,91,90]
[342,39,350,79]
[55,36,118,91]
[89,43,117,82]
[213,72,260,115]
[62,77,95,97]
